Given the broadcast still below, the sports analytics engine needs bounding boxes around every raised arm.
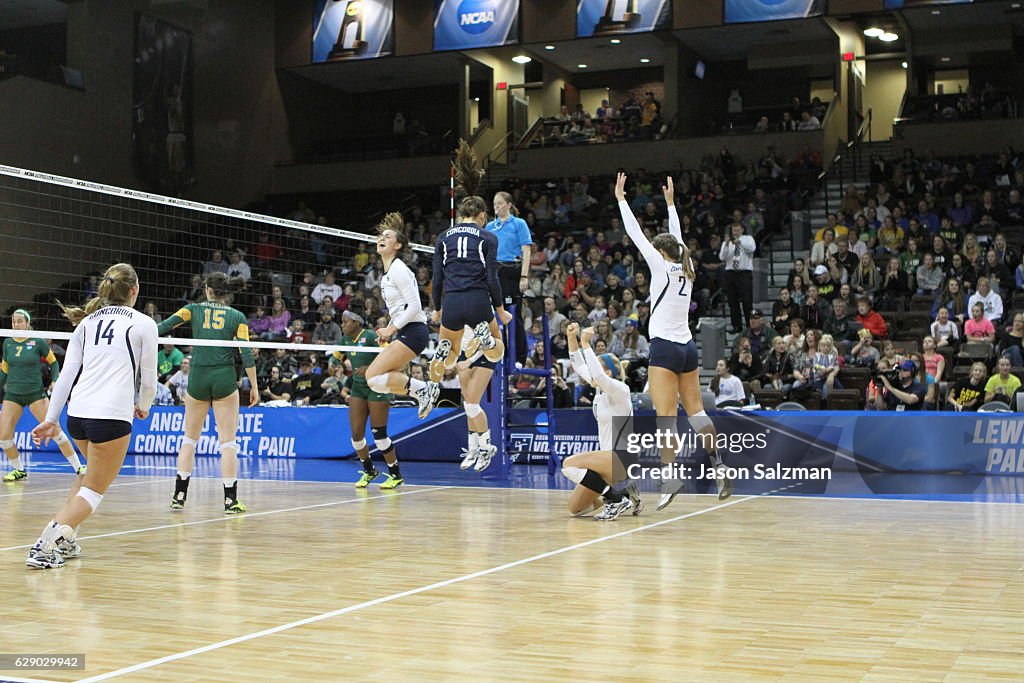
[663,176,682,244]
[616,172,665,269]
[45,326,85,424]
[566,322,593,386]
[583,345,630,399]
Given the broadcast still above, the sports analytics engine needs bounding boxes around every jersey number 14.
[94,320,116,345]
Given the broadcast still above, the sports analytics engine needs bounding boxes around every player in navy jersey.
[428,142,512,383]
[616,174,731,508]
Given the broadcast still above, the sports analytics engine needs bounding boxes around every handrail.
[467,119,491,147]
[482,131,515,171]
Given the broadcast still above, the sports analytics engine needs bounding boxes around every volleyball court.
[2,164,1024,682]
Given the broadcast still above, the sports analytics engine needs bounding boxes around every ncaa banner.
[434,0,519,52]
[576,0,671,39]
[11,406,459,460]
[724,0,825,23]
[312,0,394,63]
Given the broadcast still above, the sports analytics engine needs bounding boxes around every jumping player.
[616,173,732,509]
[561,323,642,521]
[159,273,258,514]
[364,213,438,421]
[28,263,158,569]
[1,309,84,481]
[455,325,498,472]
[429,141,512,383]
[332,309,403,489]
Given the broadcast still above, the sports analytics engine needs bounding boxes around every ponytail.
[59,263,138,327]
[651,233,696,281]
[204,271,245,302]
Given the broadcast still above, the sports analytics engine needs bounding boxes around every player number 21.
[203,309,226,330]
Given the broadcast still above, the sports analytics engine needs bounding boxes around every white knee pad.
[367,373,389,393]
[220,441,238,456]
[371,426,392,453]
[464,402,483,419]
[54,431,68,445]
[688,410,714,433]
[0,438,14,449]
[76,487,103,513]
[352,438,367,451]
[562,465,586,484]
[180,436,198,448]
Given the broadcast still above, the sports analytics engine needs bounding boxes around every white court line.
[757,492,1024,506]
[0,486,446,552]
[0,479,163,498]
[73,494,758,682]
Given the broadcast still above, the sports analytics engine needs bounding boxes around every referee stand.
[480,311,556,480]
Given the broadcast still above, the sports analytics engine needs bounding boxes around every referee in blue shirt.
[486,191,532,363]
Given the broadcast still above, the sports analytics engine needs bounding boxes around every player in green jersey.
[1,309,84,481]
[331,309,403,489]
[158,273,258,514]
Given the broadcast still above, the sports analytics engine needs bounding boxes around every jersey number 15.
[203,309,226,330]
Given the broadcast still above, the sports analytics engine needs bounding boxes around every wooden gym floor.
[1,472,1023,682]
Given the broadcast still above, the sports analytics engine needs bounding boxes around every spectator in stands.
[1014,253,1024,292]
[261,298,290,341]
[915,252,944,297]
[921,336,946,383]
[312,309,342,345]
[542,296,567,332]
[985,357,1021,405]
[786,258,808,290]
[610,318,649,365]
[764,336,795,397]
[855,297,888,339]
[312,271,342,305]
[789,330,816,399]
[543,264,568,302]
[850,252,881,299]
[288,319,310,345]
[261,366,292,405]
[812,265,838,301]
[711,360,746,408]
[801,285,829,331]
[203,250,229,276]
[848,329,880,368]
[936,216,961,253]
[143,302,162,324]
[729,337,764,391]
[771,287,800,335]
[933,277,968,324]
[293,295,317,330]
[948,361,986,412]
[964,302,996,343]
[812,334,842,399]
[967,276,1003,324]
[319,363,349,405]
[979,249,1013,296]
[929,234,953,273]
[931,306,960,350]
[778,111,797,132]
[291,360,324,406]
[832,237,858,282]
[740,309,778,357]
[798,111,821,131]
[720,221,756,333]
[998,313,1024,367]
[271,347,298,377]
[875,257,909,312]
[824,298,856,354]
[783,318,806,353]
[875,359,926,411]
[227,251,251,282]
[165,356,190,405]
[876,216,905,256]
[915,199,939,234]
[253,232,283,270]
[810,228,839,267]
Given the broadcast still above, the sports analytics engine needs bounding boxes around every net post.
[543,312,559,476]
[481,326,509,481]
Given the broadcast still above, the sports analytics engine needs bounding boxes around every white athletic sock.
[223,478,237,488]
[10,457,23,471]
[177,471,191,479]
[468,432,480,452]
[65,452,83,470]
[408,378,427,392]
[479,430,491,449]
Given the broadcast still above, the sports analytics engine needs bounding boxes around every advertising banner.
[884,0,971,8]
[576,0,671,38]
[724,0,825,23]
[434,0,519,51]
[313,0,394,62]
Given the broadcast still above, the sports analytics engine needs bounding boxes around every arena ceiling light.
[863,27,884,37]
[640,58,650,63]
[901,61,908,69]
[578,64,588,68]
[610,38,621,44]
[512,55,531,64]
[544,45,555,50]
[879,31,899,42]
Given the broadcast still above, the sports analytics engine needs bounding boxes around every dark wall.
[0,23,67,79]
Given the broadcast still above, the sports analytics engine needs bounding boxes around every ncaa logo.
[457,0,495,35]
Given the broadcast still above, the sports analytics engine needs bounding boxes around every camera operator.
[874,359,926,411]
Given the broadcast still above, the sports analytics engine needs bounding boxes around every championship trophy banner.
[312,0,394,63]
[724,0,824,24]
[434,0,520,51]
[576,0,671,38]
